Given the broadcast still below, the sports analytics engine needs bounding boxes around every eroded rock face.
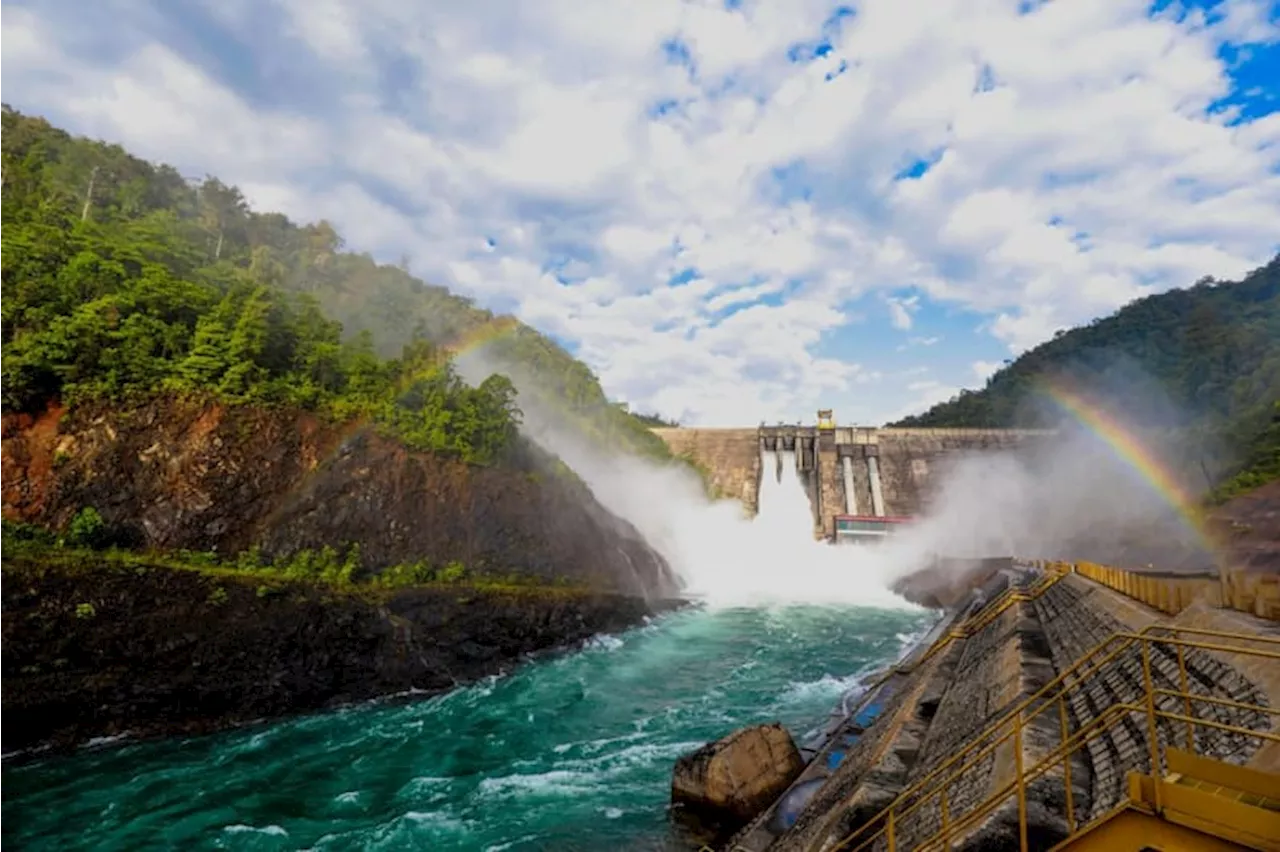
[671,722,805,829]
[1,400,676,597]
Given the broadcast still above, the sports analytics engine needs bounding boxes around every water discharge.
[4,398,938,850]
[673,451,914,609]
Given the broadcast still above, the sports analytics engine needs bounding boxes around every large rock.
[671,722,805,828]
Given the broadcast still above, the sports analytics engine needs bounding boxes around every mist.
[455,347,1214,608]
[877,424,1215,581]
[454,348,916,609]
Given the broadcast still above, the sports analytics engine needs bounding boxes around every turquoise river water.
[2,603,932,851]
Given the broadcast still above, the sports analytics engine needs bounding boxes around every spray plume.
[455,348,1214,608]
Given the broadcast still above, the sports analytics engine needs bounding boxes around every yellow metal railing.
[830,625,1280,852]
[1076,561,1280,621]
[701,564,1073,852]
[889,563,1071,675]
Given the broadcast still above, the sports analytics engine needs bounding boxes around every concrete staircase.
[1033,575,1271,823]
[773,566,1278,852]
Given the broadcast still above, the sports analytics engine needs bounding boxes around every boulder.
[671,722,805,828]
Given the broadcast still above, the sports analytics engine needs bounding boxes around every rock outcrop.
[1,400,676,597]
[672,722,805,831]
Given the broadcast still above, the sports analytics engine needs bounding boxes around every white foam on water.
[223,824,289,836]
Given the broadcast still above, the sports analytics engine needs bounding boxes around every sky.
[3,0,1279,427]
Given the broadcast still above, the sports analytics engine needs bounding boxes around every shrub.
[438,561,467,583]
[64,507,108,549]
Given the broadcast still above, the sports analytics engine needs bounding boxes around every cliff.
[1,399,676,598]
[1,553,668,755]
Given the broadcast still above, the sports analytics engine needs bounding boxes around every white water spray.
[455,352,911,610]
[669,450,914,609]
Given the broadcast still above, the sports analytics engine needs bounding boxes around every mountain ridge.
[891,257,1280,501]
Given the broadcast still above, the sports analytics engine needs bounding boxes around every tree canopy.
[1,106,672,465]
[891,258,1280,500]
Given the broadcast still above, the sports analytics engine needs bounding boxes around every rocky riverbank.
[1,553,680,757]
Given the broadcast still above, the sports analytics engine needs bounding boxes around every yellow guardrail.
[889,562,1072,675]
[830,625,1280,852]
[1075,560,1280,620]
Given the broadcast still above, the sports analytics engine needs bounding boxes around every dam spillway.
[651,423,1056,538]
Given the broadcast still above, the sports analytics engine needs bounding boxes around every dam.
[652,413,1055,539]
[662,412,1280,852]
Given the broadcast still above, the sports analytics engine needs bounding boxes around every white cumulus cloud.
[2,0,1278,426]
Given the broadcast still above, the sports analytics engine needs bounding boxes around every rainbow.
[441,315,523,359]
[1038,380,1220,554]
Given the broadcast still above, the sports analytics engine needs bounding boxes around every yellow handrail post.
[1140,640,1163,813]
[887,807,896,852]
[1176,641,1194,752]
[1014,710,1028,852]
[1058,694,1075,832]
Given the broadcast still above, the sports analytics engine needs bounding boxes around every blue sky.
[3,0,1279,425]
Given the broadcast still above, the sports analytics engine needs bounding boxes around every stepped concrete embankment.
[689,562,1280,852]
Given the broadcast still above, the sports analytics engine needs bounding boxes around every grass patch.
[1,520,591,600]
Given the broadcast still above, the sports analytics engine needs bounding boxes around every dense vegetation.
[629,410,681,428]
[892,258,1280,501]
[0,107,673,465]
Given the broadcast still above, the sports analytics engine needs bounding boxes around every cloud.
[885,294,919,330]
[972,360,1003,384]
[3,0,1278,426]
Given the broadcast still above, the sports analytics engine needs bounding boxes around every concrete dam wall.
[652,425,1054,536]
[650,428,764,513]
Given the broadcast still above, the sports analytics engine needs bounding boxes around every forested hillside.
[0,107,672,464]
[893,258,1280,500]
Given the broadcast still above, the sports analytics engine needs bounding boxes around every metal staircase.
[829,625,1280,852]
[1057,746,1280,850]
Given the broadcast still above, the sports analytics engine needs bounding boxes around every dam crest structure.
[652,413,1056,540]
